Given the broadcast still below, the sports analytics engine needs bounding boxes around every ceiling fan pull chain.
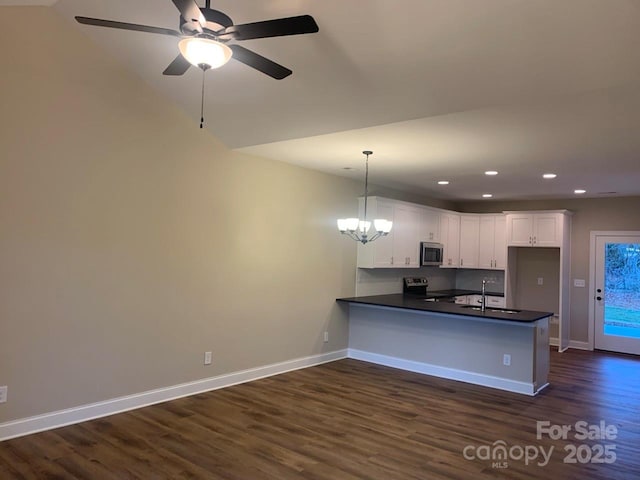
[200,68,206,129]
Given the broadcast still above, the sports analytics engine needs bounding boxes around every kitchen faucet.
[481,279,487,312]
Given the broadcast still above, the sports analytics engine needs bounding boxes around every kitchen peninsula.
[337,294,551,395]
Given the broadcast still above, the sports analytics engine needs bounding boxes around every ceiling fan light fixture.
[178,37,232,69]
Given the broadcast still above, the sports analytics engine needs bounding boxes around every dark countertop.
[426,289,504,299]
[336,294,552,323]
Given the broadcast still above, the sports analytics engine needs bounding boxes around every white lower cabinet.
[465,295,505,307]
[468,295,481,306]
[487,296,506,308]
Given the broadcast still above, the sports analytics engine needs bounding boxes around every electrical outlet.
[323,331,329,343]
[537,277,544,286]
[204,351,212,365]
[0,386,7,403]
[503,354,511,366]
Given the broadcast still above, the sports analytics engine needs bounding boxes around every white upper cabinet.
[507,213,536,246]
[421,208,441,242]
[440,212,460,268]
[354,198,568,271]
[534,214,562,247]
[494,215,507,268]
[459,215,480,268]
[506,212,565,247]
[356,197,422,268]
[356,197,394,268]
[393,203,422,267]
[478,215,506,269]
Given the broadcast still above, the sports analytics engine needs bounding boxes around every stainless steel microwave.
[420,242,444,266]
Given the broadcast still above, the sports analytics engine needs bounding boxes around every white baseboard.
[348,349,538,396]
[0,349,348,442]
[567,340,592,350]
[549,338,592,351]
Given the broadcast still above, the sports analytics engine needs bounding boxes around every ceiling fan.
[75,0,319,80]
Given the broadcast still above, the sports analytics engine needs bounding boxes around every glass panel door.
[595,236,640,355]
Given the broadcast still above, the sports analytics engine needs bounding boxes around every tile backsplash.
[355,267,456,296]
[455,269,505,294]
[355,267,504,296]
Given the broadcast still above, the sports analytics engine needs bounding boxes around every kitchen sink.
[461,305,522,314]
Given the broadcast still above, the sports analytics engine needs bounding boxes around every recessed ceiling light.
[484,171,498,176]
[574,189,586,194]
[543,173,557,179]
[437,180,449,185]
[482,194,493,198]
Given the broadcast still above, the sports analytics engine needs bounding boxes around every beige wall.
[512,248,560,314]
[457,197,640,343]
[0,7,365,423]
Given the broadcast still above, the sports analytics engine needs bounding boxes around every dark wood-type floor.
[1,349,639,479]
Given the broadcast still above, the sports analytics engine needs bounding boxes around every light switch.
[537,277,543,286]
[574,279,586,288]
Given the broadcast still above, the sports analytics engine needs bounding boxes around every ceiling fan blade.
[163,54,192,76]
[171,0,206,30]
[75,17,182,37]
[229,45,292,79]
[219,15,319,41]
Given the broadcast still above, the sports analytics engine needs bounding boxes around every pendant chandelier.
[337,151,392,244]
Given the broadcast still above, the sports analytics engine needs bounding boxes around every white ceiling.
[47,0,640,200]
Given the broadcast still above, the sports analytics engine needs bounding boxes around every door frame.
[588,231,640,351]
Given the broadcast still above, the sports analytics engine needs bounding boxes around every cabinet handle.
[460,258,464,266]
[533,236,537,245]
[391,256,394,265]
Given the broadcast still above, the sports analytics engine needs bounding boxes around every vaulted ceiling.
[16,1,640,200]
